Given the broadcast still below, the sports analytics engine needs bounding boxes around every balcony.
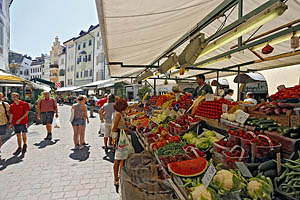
[50,64,59,68]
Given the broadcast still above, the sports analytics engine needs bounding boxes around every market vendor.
[224,89,234,101]
[192,74,213,99]
[244,92,258,105]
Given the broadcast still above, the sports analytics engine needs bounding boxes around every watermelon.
[168,157,208,177]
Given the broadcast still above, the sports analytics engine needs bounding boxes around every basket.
[251,135,281,162]
[213,141,231,154]
[222,145,249,169]
[240,131,257,152]
[228,134,241,146]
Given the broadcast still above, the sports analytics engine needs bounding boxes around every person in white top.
[244,92,258,105]
[224,89,234,101]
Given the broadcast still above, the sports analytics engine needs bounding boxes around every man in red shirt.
[8,92,30,155]
[37,91,58,140]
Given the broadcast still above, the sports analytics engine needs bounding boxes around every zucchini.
[290,132,300,139]
[260,123,277,130]
[248,117,258,121]
[257,120,275,125]
[278,126,288,133]
[258,160,276,171]
[263,169,277,179]
[268,127,279,132]
[246,163,260,171]
[283,127,292,136]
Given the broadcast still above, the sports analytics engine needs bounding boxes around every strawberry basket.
[213,139,232,154]
[222,145,249,169]
[240,131,258,152]
[251,135,281,162]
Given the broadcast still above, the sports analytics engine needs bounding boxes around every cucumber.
[248,117,258,121]
[283,127,292,136]
[258,160,276,171]
[278,126,288,133]
[260,123,277,130]
[263,169,277,178]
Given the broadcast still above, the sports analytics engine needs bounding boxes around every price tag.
[205,94,214,101]
[202,163,217,188]
[222,104,228,113]
[235,111,250,124]
[235,162,253,178]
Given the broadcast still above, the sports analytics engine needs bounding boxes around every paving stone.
[77,189,90,197]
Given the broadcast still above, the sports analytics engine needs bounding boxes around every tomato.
[152,144,158,150]
[157,142,163,148]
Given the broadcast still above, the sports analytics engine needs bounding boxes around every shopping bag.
[115,130,134,160]
[54,117,61,128]
[100,122,105,134]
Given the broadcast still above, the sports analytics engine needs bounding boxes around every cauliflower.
[213,170,234,191]
[221,113,229,120]
[192,184,215,200]
[247,176,273,200]
[228,114,236,122]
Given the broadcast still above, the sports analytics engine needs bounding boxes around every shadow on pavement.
[34,139,60,149]
[103,149,115,163]
[69,146,90,162]
[0,154,24,171]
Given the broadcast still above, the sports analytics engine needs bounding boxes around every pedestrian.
[99,94,115,153]
[0,92,10,154]
[70,95,89,150]
[97,94,108,134]
[88,95,96,118]
[37,91,58,140]
[111,99,129,193]
[8,92,30,155]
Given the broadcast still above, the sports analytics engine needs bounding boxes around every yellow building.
[49,37,63,83]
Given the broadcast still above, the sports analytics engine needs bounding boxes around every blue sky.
[10,0,99,58]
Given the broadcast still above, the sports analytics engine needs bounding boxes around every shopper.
[70,95,89,150]
[88,95,96,118]
[97,94,108,134]
[244,92,258,105]
[8,92,30,155]
[0,92,10,154]
[224,89,234,101]
[37,91,58,140]
[192,74,213,98]
[99,94,115,153]
[112,99,128,193]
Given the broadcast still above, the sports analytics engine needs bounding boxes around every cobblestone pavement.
[0,105,119,200]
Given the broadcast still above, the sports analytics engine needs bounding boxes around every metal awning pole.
[237,66,241,101]
[216,71,219,96]
[238,0,243,47]
[154,78,156,95]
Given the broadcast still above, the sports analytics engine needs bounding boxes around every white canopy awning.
[95,0,300,79]
[79,79,116,89]
[56,86,79,92]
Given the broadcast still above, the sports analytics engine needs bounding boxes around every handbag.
[2,102,9,124]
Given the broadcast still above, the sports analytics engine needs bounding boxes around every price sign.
[235,162,253,178]
[202,163,217,188]
[205,94,214,101]
[235,111,250,124]
[222,104,228,113]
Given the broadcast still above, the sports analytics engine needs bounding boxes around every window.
[83,42,86,48]
[76,72,79,78]
[89,40,92,46]
[31,69,32,73]
[97,40,100,50]
[89,69,93,77]
[78,44,81,50]
[100,53,104,63]
[60,81,64,87]
[88,54,91,61]
[77,58,80,64]
[20,71,23,75]
[80,71,83,78]
[71,65,74,72]
[84,70,88,77]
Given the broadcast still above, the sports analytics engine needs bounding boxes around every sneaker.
[22,144,27,154]
[79,145,84,150]
[13,147,22,155]
[82,143,88,146]
[48,134,52,140]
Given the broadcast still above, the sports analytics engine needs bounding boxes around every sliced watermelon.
[168,157,207,177]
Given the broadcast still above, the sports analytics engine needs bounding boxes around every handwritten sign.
[235,111,250,124]
[222,104,228,113]
[202,163,217,188]
[205,94,214,101]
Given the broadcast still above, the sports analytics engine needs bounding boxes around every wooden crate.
[290,115,300,127]
[199,117,220,128]
[249,111,290,127]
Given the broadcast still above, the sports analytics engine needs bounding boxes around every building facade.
[90,26,109,81]
[63,38,75,86]
[0,0,13,71]
[49,37,63,83]
[58,48,66,87]
[42,55,50,81]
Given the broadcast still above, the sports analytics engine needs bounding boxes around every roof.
[95,0,300,79]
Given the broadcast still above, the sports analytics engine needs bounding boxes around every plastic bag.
[115,129,134,160]
[54,117,61,128]
[100,122,105,134]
